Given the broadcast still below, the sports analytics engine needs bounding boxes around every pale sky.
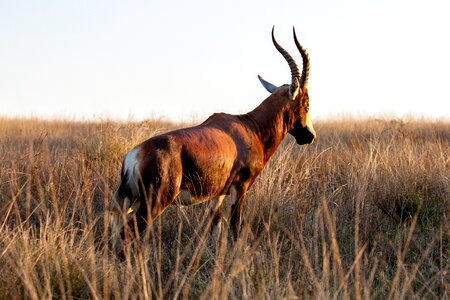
[1,0,449,122]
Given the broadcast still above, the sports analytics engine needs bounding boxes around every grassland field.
[0,117,448,299]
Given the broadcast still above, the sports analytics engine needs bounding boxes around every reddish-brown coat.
[111,28,316,243]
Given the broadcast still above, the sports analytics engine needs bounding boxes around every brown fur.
[114,86,315,238]
[112,30,316,242]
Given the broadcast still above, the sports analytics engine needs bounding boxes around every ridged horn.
[293,27,310,88]
[271,26,300,98]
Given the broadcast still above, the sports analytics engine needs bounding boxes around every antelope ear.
[258,75,277,93]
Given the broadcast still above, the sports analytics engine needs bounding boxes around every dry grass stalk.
[0,117,448,298]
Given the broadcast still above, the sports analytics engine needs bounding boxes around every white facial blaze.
[306,113,316,138]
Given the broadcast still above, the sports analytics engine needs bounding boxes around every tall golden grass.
[0,117,448,299]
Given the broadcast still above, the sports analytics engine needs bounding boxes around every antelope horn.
[271,26,300,98]
[293,27,310,88]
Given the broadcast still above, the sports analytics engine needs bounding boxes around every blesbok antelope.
[111,27,316,246]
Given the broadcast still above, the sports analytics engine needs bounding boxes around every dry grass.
[0,116,448,299]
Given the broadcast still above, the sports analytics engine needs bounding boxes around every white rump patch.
[124,147,140,196]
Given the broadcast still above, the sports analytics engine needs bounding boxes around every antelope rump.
[111,27,316,249]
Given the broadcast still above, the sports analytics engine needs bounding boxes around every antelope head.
[258,27,316,145]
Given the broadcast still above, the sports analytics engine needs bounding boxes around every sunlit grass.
[0,117,448,298]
